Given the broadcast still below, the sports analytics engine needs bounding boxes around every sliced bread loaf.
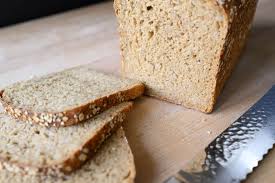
[0,128,136,183]
[0,66,144,126]
[114,0,257,113]
[0,102,132,176]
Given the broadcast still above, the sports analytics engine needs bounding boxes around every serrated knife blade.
[164,85,275,183]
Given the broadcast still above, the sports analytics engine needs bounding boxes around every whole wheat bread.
[0,65,144,126]
[114,0,258,113]
[0,128,136,183]
[0,102,132,175]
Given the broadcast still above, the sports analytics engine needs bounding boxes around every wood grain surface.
[0,1,274,182]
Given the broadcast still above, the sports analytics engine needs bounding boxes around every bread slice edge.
[0,82,143,127]
[118,128,136,183]
[0,102,133,176]
[0,127,136,183]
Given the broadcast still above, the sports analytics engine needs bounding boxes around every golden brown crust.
[123,169,136,183]
[0,102,133,176]
[0,84,144,127]
[210,0,258,113]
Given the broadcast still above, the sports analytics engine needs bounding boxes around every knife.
[164,85,275,183]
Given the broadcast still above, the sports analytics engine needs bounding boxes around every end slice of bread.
[0,128,136,183]
[114,0,257,113]
[0,102,132,176]
[0,65,144,126]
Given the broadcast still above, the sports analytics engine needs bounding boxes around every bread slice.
[0,102,132,176]
[0,65,144,126]
[114,0,258,113]
[0,128,136,183]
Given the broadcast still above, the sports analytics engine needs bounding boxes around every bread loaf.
[0,128,136,183]
[114,0,258,112]
[0,102,132,175]
[0,65,144,126]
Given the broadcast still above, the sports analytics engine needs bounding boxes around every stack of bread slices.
[0,65,144,183]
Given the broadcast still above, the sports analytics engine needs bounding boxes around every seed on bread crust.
[89,104,96,110]
[82,148,89,154]
[62,116,68,122]
[33,116,40,123]
[79,113,84,121]
[64,166,72,172]
[14,109,21,116]
[48,119,53,123]
[10,108,14,114]
[78,154,87,161]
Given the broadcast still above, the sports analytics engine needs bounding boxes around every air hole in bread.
[148,31,154,39]
[12,141,18,145]
[146,6,153,11]
[133,18,137,25]
[12,131,18,136]
[140,20,144,25]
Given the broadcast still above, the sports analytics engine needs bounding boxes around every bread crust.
[0,84,144,127]
[118,128,136,183]
[0,103,133,176]
[123,169,136,183]
[114,0,258,113]
[210,0,258,113]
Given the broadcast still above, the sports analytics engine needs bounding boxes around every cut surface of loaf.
[0,65,144,126]
[0,102,132,175]
[114,0,258,112]
[0,128,136,183]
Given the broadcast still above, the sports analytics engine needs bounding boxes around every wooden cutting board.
[0,1,274,182]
